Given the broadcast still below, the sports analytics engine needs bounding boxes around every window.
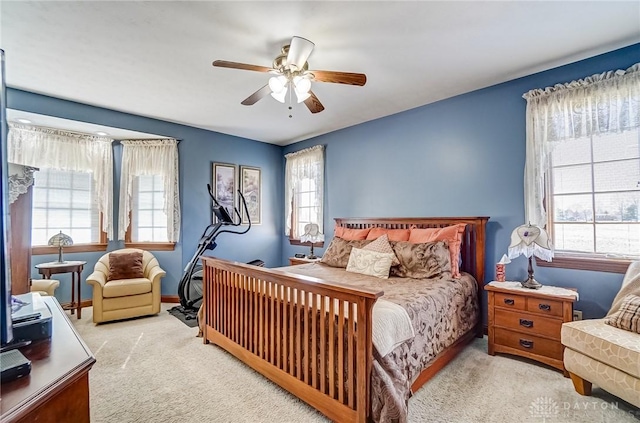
[285,145,324,241]
[129,175,168,243]
[8,123,114,254]
[523,62,639,273]
[32,168,102,246]
[119,139,180,248]
[548,130,640,259]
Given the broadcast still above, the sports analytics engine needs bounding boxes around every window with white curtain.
[32,168,101,245]
[8,124,114,248]
[130,174,168,242]
[523,63,640,270]
[119,139,180,244]
[285,145,324,240]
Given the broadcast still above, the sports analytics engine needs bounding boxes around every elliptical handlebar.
[206,183,251,235]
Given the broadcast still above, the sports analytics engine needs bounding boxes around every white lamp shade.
[270,87,288,103]
[507,224,554,262]
[299,223,324,243]
[295,90,311,103]
[268,75,287,93]
[293,76,311,94]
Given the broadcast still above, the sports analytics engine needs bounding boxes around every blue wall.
[283,43,640,320]
[7,89,284,304]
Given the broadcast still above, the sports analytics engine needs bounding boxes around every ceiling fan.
[213,36,367,114]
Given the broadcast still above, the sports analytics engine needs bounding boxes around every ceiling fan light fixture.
[271,87,287,103]
[295,90,311,103]
[268,75,287,93]
[293,76,311,94]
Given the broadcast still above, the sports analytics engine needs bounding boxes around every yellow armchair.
[87,248,166,324]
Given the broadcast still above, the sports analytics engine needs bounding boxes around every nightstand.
[288,256,321,266]
[485,282,577,375]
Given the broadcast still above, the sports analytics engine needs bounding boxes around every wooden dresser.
[1,296,96,423]
[486,283,576,375]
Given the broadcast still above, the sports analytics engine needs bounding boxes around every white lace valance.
[8,163,37,204]
[285,145,324,238]
[522,63,640,226]
[118,139,181,242]
[8,123,115,238]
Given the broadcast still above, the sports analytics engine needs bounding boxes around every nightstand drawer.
[494,328,563,361]
[494,292,525,310]
[526,298,563,317]
[494,308,562,339]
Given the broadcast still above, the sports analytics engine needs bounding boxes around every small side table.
[485,282,577,376]
[36,260,87,319]
[289,256,321,266]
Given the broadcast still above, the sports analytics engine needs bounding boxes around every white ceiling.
[1,1,639,146]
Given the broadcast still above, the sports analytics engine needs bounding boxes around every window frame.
[287,179,324,247]
[539,131,638,274]
[123,173,175,251]
[30,168,108,255]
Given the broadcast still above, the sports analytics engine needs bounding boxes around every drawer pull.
[504,298,515,305]
[539,304,551,311]
[519,339,534,349]
[519,319,534,328]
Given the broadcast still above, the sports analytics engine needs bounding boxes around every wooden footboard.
[202,257,383,423]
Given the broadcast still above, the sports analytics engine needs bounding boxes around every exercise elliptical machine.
[172,184,257,320]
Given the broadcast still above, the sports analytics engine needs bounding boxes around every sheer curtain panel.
[118,139,180,242]
[522,63,640,226]
[8,123,114,239]
[285,145,324,239]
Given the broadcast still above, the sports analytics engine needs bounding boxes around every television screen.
[0,48,13,348]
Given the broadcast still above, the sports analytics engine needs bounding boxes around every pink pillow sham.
[408,224,467,278]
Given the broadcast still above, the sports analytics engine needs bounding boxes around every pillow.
[604,294,640,334]
[334,225,371,241]
[320,237,372,268]
[108,251,144,281]
[390,241,451,279]
[346,248,395,279]
[366,227,410,242]
[408,224,466,278]
[363,234,399,265]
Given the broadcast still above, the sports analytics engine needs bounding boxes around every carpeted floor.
[72,304,639,423]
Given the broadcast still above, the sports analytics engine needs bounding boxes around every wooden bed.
[201,216,488,422]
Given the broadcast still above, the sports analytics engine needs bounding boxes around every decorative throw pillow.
[320,237,372,268]
[334,225,371,241]
[408,224,466,278]
[108,251,144,281]
[366,227,410,242]
[346,248,395,279]
[362,234,400,265]
[390,241,451,279]
[605,294,640,334]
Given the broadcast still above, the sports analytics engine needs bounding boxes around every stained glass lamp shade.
[507,224,554,289]
[48,231,73,263]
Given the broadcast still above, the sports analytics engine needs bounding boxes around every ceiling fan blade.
[241,85,272,105]
[310,70,367,86]
[286,36,315,70]
[304,91,325,114]
[213,60,272,73]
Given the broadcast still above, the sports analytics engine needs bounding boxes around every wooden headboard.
[334,217,490,288]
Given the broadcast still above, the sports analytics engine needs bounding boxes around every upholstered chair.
[561,261,640,407]
[87,248,166,324]
[30,279,60,296]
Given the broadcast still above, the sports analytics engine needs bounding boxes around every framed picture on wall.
[212,162,237,223]
[239,165,261,225]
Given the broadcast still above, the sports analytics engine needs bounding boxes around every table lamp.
[48,231,73,263]
[300,223,324,259]
[507,223,554,289]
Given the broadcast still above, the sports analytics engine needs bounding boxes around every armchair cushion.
[108,251,144,281]
[562,319,640,379]
[103,278,152,298]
